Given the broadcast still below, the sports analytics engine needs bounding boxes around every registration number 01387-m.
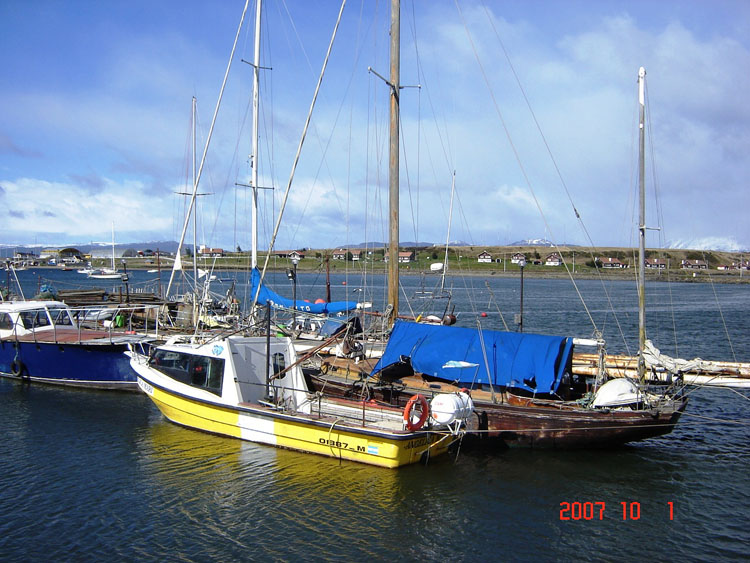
[318,438,370,453]
[138,379,154,395]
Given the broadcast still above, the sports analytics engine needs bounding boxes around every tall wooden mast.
[387,0,400,325]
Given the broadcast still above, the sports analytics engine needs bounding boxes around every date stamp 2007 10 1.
[559,501,675,521]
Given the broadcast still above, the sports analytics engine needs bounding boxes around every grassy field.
[112,245,749,283]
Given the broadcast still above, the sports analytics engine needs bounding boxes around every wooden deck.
[5,327,151,345]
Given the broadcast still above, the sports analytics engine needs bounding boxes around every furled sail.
[250,267,362,315]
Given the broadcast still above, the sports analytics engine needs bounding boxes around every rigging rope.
[702,250,738,363]
[166,0,251,300]
[254,0,347,311]
[456,1,602,335]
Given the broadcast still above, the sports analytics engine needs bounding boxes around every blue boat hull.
[0,339,142,391]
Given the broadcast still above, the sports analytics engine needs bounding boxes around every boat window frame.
[149,349,225,396]
[48,307,76,328]
[19,309,52,330]
[0,313,13,331]
[272,352,287,380]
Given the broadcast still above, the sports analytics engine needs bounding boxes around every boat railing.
[6,303,162,346]
[251,377,407,429]
[69,304,162,342]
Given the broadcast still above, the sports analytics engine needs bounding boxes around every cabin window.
[272,352,287,380]
[149,349,224,396]
[19,310,51,329]
[49,309,74,327]
[0,313,13,330]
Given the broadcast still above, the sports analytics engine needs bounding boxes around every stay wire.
[645,82,679,357]
[460,1,601,335]
[701,250,737,363]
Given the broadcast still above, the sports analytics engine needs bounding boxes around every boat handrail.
[2,303,161,345]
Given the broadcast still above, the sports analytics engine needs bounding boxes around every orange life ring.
[403,394,429,431]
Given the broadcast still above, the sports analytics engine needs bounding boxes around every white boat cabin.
[146,336,310,413]
[0,301,77,338]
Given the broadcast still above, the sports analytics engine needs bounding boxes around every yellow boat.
[130,335,473,468]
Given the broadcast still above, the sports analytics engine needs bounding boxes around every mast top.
[638,67,646,106]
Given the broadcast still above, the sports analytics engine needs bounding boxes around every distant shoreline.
[36,264,750,284]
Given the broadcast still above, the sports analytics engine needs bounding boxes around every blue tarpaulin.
[371,320,574,395]
[250,268,360,315]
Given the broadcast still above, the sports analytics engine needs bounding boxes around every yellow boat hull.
[139,377,454,469]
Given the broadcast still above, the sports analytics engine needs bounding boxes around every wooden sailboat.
[309,7,687,449]
[133,0,474,468]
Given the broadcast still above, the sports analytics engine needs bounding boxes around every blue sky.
[1,0,748,252]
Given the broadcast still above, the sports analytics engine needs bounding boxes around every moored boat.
[88,223,123,279]
[130,334,473,468]
[308,322,688,449]
[307,64,689,449]
[0,300,157,390]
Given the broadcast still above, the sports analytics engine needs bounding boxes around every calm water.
[1,268,748,561]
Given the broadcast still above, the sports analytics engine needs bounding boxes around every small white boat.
[88,268,124,279]
[88,222,123,279]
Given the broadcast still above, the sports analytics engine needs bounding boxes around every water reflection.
[137,418,409,510]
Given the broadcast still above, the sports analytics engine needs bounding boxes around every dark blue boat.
[0,300,154,390]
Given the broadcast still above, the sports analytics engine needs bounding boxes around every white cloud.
[0,177,174,243]
[667,237,744,252]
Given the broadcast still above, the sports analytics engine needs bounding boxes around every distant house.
[14,251,38,260]
[645,258,667,269]
[681,259,707,270]
[198,246,224,257]
[274,250,306,260]
[511,253,526,264]
[351,250,362,261]
[545,253,562,266]
[384,251,415,263]
[477,251,492,263]
[12,251,40,267]
[599,257,627,268]
[40,249,58,260]
[332,249,347,260]
[398,251,414,263]
[59,248,83,261]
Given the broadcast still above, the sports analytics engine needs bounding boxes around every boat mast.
[164,0,251,300]
[637,66,646,382]
[387,0,400,325]
[192,96,199,294]
[441,171,456,293]
[250,0,261,269]
[110,222,116,272]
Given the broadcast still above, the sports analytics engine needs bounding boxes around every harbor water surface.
[1,268,748,561]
